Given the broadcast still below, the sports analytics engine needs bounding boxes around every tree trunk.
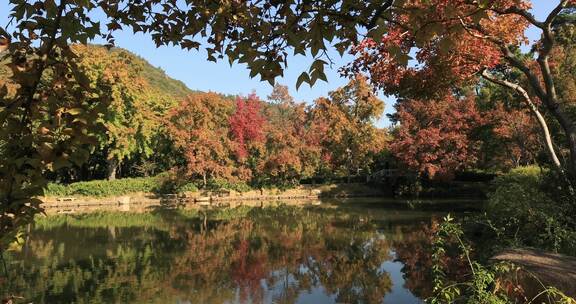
[107,157,118,180]
[568,133,576,176]
[481,71,563,171]
[534,86,576,177]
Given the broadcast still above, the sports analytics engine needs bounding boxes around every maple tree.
[256,90,321,187]
[167,92,236,186]
[490,106,541,168]
[229,94,266,161]
[348,0,576,179]
[311,75,386,178]
[390,95,484,180]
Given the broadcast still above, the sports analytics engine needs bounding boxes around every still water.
[1,200,449,304]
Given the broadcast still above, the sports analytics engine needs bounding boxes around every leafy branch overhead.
[2,0,396,88]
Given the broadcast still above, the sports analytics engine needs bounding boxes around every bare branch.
[497,6,543,28]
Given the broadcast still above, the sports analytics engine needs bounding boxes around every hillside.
[107,46,196,99]
[0,45,198,100]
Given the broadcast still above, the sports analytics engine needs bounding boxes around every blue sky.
[0,1,559,126]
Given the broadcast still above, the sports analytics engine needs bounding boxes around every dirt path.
[492,248,576,299]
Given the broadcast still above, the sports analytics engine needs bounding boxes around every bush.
[44,174,199,198]
[430,215,575,304]
[154,172,199,194]
[205,178,253,193]
[485,165,576,255]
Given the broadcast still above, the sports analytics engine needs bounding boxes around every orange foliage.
[167,92,236,182]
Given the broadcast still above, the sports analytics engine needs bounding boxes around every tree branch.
[366,0,394,29]
[0,26,9,54]
[481,69,562,170]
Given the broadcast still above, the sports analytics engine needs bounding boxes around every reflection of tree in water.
[168,209,395,304]
[392,219,471,300]
[1,207,433,303]
[392,222,437,299]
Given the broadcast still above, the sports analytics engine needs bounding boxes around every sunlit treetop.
[1,0,395,88]
[348,0,575,98]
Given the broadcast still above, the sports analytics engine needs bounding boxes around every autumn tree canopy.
[167,92,236,185]
[1,0,574,246]
[390,95,484,180]
[311,76,386,177]
[349,0,576,178]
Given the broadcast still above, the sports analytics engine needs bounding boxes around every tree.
[390,95,484,180]
[167,92,236,186]
[256,93,320,187]
[229,94,266,161]
[310,75,386,179]
[490,105,541,168]
[475,79,543,170]
[72,45,177,180]
[349,0,576,179]
[0,0,102,244]
[267,84,295,106]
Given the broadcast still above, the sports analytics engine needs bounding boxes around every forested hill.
[106,46,195,99]
[0,44,199,100]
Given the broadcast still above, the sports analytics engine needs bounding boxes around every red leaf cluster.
[390,95,484,179]
[229,94,266,160]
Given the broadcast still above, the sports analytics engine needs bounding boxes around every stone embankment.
[41,184,386,214]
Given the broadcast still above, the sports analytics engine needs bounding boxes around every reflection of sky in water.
[382,252,423,304]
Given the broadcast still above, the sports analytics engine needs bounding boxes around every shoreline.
[40,192,485,215]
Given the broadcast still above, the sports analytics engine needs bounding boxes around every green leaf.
[296,72,310,90]
[65,108,84,115]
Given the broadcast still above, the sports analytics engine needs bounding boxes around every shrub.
[485,166,576,256]
[205,178,253,193]
[430,215,575,304]
[44,174,199,198]
[154,172,199,194]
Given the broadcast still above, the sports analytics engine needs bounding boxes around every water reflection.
[2,205,441,303]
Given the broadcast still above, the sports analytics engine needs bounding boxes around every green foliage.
[430,215,510,304]
[44,174,200,198]
[43,174,265,198]
[486,166,576,255]
[45,176,164,197]
[429,215,575,304]
[205,178,253,193]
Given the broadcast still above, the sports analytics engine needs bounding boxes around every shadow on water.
[0,198,479,304]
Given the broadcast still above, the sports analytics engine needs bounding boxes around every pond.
[0,200,461,304]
